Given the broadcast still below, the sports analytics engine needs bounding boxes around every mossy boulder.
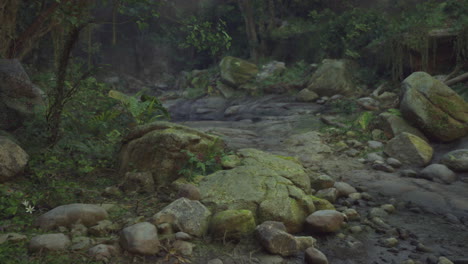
[119,121,224,187]
[0,136,29,183]
[199,149,314,233]
[306,59,360,96]
[384,132,433,167]
[210,209,256,239]
[219,56,258,88]
[309,196,335,211]
[400,72,468,142]
[377,112,428,141]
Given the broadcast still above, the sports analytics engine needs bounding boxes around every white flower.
[22,200,30,207]
[25,205,35,214]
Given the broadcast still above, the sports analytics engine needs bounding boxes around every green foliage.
[309,8,386,59]
[355,111,375,131]
[180,17,232,58]
[328,98,359,115]
[255,60,310,91]
[386,108,402,117]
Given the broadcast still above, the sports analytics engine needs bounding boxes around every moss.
[309,195,335,210]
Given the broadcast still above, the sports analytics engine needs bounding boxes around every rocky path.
[166,95,468,264]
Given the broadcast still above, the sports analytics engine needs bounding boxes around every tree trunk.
[445,72,468,86]
[237,0,260,62]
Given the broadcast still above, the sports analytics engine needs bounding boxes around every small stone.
[367,152,384,163]
[368,140,383,149]
[315,188,339,203]
[416,242,433,253]
[348,193,362,200]
[29,233,71,252]
[255,221,299,257]
[350,226,363,233]
[304,247,329,264]
[157,223,173,235]
[420,164,457,184]
[381,204,396,214]
[173,240,194,256]
[387,158,402,168]
[0,233,27,243]
[382,237,398,247]
[120,222,160,255]
[310,174,335,190]
[345,148,360,157]
[369,208,388,218]
[438,257,454,264]
[296,236,317,250]
[343,208,360,221]
[175,232,192,241]
[70,223,88,237]
[372,129,385,140]
[334,182,357,197]
[361,192,373,201]
[372,160,395,172]
[88,244,120,261]
[70,236,93,250]
[102,186,122,197]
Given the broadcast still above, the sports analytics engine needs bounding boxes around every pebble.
[382,237,399,247]
[350,226,363,233]
[438,257,454,264]
[361,192,373,201]
[372,160,395,172]
[368,140,383,149]
[401,170,418,178]
[381,204,396,214]
[416,242,433,253]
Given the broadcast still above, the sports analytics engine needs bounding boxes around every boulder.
[377,112,428,141]
[420,164,457,184]
[400,72,468,142]
[120,222,160,255]
[151,198,211,237]
[333,182,357,197]
[305,210,344,233]
[219,56,258,87]
[88,244,120,261]
[119,121,223,187]
[200,149,314,233]
[283,132,332,167]
[0,136,29,182]
[255,221,300,257]
[384,132,433,167]
[29,233,70,252]
[440,149,468,172]
[0,59,45,130]
[36,204,108,230]
[121,171,154,193]
[210,209,256,240]
[306,59,360,96]
[257,61,286,81]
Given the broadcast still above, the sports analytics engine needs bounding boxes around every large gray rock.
[151,198,211,237]
[283,132,332,167]
[200,148,314,233]
[0,59,45,130]
[306,59,360,96]
[440,149,468,172]
[420,164,457,184]
[36,204,108,230]
[384,132,433,167]
[120,222,160,255]
[219,56,258,87]
[29,233,70,252]
[0,136,29,182]
[119,121,224,187]
[400,72,468,142]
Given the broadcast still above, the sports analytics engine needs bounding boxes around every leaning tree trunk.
[237,0,260,62]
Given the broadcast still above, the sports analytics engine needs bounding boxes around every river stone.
[177,183,201,200]
[440,149,468,172]
[310,174,335,190]
[296,88,319,102]
[420,164,457,184]
[219,56,258,87]
[306,59,360,96]
[305,210,344,233]
[120,222,160,255]
[377,112,428,141]
[255,221,300,257]
[29,233,70,252]
[36,203,108,230]
[119,121,223,187]
[200,148,313,233]
[0,136,29,183]
[151,198,211,237]
[400,72,468,142]
[384,132,433,167]
[210,209,256,240]
[315,188,338,203]
[88,244,119,261]
[310,196,335,210]
[334,182,357,197]
[305,247,329,264]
